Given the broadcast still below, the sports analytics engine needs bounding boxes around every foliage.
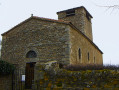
[0,59,15,75]
[64,64,119,71]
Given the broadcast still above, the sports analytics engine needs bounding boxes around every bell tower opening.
[66,9,75,17]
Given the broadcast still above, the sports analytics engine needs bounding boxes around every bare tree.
[98,5,119,10]
[91,0,119,11]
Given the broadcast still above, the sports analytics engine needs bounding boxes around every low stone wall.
[0,75,12,90]
[33,64,119,89]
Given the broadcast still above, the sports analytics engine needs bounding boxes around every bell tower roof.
[57,6,93,18]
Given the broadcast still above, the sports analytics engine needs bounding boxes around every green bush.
[0,60,15,75]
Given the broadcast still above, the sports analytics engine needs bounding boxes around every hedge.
[0,59,15,75]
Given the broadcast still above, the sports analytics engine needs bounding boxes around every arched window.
[94,57,95,63]
[78,48,81,59]
[88,52,90,61]
[26,50,37,58]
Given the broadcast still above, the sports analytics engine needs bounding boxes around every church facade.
[1,6,103,69]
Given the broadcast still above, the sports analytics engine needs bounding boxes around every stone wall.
[69,26,103,65]
[33,65,119,89]
[1,18,70,71]
[0,75,12,90]
[1,16,103,71]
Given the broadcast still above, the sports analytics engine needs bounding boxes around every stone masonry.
[57,6,93,41]
[1,6,103,73]
[1,18,71,70]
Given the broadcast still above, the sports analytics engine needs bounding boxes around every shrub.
[0,60,15,75]
[64,64,119,71]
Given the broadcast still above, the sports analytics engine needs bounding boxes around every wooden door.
[25,62,36,89]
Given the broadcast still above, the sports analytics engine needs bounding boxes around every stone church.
[1,6,103,68]
[1,6,103,89]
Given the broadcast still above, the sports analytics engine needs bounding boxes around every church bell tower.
[57,6,93,41]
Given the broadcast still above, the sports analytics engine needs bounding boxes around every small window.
[26,50,37,58]
[78,48,81,59]
[59,63,63,68]
[66,10,75,17]
[88,52,90,61]
[94,57,95,63]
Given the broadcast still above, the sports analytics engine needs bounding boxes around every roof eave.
[69,22,103,54]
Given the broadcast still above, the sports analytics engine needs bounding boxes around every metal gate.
[12,62,35,90]
[12,67,25,90]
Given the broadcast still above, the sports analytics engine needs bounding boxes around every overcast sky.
[0,0,119,65]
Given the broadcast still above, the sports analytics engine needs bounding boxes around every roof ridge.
[1,16,70,36]
[32,16,70,23]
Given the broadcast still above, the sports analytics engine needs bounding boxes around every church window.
[66,9,75,17]
[94,57,96,63]
[26,50,37,58]
[78,48,81,59]
[88,52,90,61]
[59,63,63,69]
